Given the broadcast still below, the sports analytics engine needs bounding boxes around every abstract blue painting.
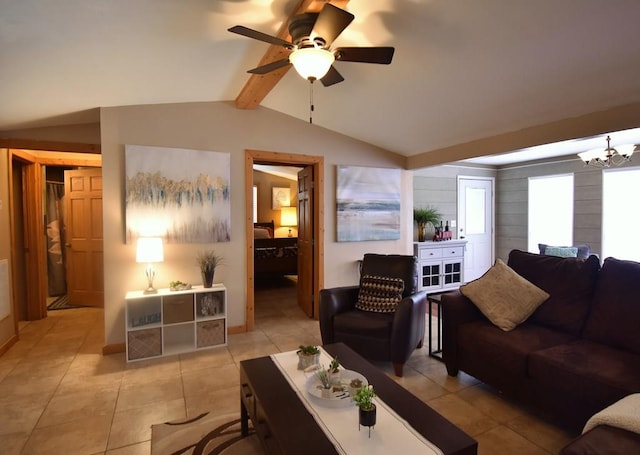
[336,165,401,242]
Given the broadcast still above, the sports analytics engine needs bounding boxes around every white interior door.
[458,177,494,282]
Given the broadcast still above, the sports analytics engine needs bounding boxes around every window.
[528,174,574,253]
[253,185,258,222]
[602,167,640,261]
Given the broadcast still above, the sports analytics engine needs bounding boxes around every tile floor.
[0,279,575,455]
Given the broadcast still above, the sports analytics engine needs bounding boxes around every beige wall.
[0,150,16,350]
[100,101,413,346]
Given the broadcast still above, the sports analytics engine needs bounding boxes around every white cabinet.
[413,241,467,293]
[125,284,226,362]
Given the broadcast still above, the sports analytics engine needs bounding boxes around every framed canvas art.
[125,145,231,243]
[336,165,401,242]
[272,187,291,210]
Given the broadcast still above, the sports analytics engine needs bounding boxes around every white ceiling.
[2,0,640,162]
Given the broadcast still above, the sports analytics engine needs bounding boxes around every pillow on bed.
[254,227,272,239]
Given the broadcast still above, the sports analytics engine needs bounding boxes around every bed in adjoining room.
[253,221,298,278]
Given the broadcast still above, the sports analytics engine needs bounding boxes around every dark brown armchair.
[319,253,426,376]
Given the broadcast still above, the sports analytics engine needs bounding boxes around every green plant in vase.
[196,249,223,288]
[413,206,442,242]
[296,345,320,370]
[354,384,377,436]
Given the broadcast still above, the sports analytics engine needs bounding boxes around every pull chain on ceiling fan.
[228,3,395,121]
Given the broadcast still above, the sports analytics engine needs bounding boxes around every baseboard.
[228,324,246,334]
[102,342,125,355]
[0,334,18,357]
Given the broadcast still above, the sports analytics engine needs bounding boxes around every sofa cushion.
[560,425,640,455]
[508,250,601,336]
[458,320,576,379]
[460,259,549,331]
[539,243,591,259]
[356,275,404,313]
[583,257,640,354]
[529,339,640,418]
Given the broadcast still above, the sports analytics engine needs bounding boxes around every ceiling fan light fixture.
[289,47,334,81]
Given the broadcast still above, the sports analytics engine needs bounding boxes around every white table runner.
[271,348,443,455]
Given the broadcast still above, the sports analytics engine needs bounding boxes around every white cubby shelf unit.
[125,284,227,362]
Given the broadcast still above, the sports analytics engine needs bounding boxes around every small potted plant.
[327,356,341,382]
[296,345,320,370]
[413,206,442,242]
[196,249,223,288]
[314,368,333,398]
[353,384,377,435]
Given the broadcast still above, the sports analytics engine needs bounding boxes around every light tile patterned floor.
[0,279,574,454]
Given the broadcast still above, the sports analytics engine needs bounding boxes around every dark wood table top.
[240,342,477,455]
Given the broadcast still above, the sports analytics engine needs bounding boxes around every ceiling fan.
[228,3,394,87]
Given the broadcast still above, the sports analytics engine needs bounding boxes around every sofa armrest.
[319,286,359,344]
[441,290,484,376]
[391,291,427,365]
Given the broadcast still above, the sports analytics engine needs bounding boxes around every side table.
[427,293,443,361]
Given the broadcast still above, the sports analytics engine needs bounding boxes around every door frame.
[244,149,324,331]
[7,147,102,321]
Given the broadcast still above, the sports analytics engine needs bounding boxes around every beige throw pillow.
[460,259,550,331]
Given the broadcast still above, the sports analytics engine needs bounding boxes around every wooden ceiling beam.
[234,0,349,110]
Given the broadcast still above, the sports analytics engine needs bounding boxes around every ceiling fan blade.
[334,47,395,64]
[311,4,354,47]
[247,59,291,74]
[228,25,294,49]
[320,66,344,87]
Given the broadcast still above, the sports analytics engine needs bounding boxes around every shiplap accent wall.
[495,156,604,261]
[414,156,616,263]
[413,164,496,241]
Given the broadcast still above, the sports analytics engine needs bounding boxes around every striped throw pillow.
[356,275,405,313]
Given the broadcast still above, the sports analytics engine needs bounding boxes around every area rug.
[151,411,262,455]
[47,295,81,310]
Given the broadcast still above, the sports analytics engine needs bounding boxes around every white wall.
[100,101,413,346]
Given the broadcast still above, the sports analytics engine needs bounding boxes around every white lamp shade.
[280,206,298,227]
[136,237,164,263]
[289,47,335,80]
[578,148,607,163]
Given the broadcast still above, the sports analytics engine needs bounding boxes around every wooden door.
[297,166,314,317]
[64,169,104,307]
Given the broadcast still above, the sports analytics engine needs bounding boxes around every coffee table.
[240,342,477,454]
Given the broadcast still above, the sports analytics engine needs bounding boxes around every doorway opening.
[8,147,102,322]
[244,149,324,332]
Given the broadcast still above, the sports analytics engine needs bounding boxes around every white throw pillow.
[460,259,550,331]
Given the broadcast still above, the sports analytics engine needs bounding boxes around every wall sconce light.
[136,237,164,294]
[280,206,298,238]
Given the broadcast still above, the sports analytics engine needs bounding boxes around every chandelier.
[577,136,637,168]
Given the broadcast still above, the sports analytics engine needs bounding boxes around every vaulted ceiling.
[2,1,640,164]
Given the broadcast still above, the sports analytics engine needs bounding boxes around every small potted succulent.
[296,345,320,370]
[353,384,377,435]
[327,356,341,382]
[314,368,333,398]
[196,249,223,288]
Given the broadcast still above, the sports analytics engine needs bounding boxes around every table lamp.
[280,206,297,238]
[136,237,164,294]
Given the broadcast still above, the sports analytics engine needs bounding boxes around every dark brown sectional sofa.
[442,250,640,439]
